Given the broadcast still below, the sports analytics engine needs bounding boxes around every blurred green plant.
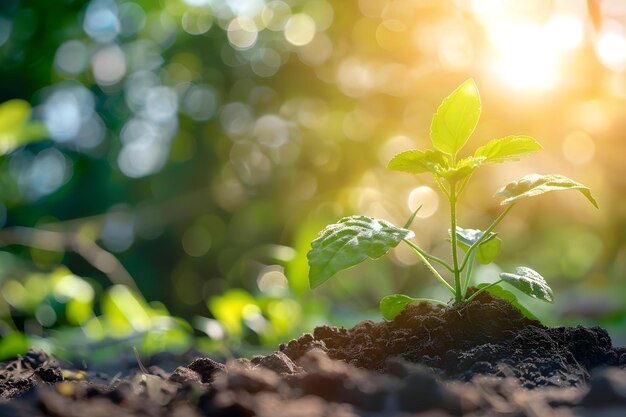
[208,288,301,346]
[307,80,598,319]
[0,258,194,361]
[0,99,47,155]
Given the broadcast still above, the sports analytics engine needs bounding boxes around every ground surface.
[2,292,626,416]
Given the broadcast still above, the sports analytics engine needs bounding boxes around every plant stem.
[435,177,450,199]
[449,183,462,302]
[404,239,454,272]
[459,204,515,272]
[456,172,474,198]
[461,251,475,298]
[465,279,503,303]
[404,240,456,295]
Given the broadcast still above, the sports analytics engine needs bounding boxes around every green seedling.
[307,79,598,320]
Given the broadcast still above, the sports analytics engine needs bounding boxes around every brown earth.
[2,292,626,416]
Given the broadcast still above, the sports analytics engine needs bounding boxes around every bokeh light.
[596,21,626,72]
[284,14,316,46]
[408,186,439,219]
[562,131,595,166]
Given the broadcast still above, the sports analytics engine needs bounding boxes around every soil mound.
[282,291,623,387]
[2,293,626,416]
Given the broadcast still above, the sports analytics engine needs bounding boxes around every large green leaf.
[500,266,554,303]
[474,135,542,163]
[452,227,502,264]
[430,79,481,156]
[307,216,414,288]
[495,174,598,208]
[387,149,450,175]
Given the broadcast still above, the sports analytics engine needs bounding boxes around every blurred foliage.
[0,0,626,359]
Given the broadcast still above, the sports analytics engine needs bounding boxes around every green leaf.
[474,237,501,264]
[440,156,485,182]
[430,79,481,156]
[451,227,502,264]
[379,294,446,320]
[380,294,419,320]
[474,135,542,163]
[495,174,598,208]
[403,205,422,228]
[387,149,451,176]
[308,216,414,288]
[500,266,554,303]
[388,149,482,182]
[475,283,538,321]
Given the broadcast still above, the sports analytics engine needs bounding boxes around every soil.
[2,291,626,416]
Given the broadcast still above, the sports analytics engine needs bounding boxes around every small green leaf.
[430,79,481,156]
[451,227,502,264]
[440,156,485,182]
[387,149,450,176]
[403,205,422,228]
[495,174,598,208]
[475,283,538,321]
[474,237,501,264]
[500,266,554,303]
[380,294,419,320]
[308,216,414,288]
[453,227,497,247]
[474,135,542,163]
[380,294,446,320]
[388,150,482,182]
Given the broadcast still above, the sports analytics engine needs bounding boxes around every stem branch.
[0,226,142,296]
[465,279,503,303]
[404,240,454,273]
[461,252,475,298]
[404,240,456,295]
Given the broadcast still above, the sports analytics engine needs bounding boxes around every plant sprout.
[307,79,598,320]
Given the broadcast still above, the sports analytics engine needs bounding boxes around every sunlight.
[491,26,560,91]
[472,0,586,91]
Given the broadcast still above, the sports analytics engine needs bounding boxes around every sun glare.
[490,25,561,91]
[472,0,586,92]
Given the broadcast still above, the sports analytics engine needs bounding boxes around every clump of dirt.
[281,291,625,387]
[2,292,626,417]
[0,349,63,400]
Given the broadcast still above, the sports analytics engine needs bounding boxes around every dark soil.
[2,292,626,416]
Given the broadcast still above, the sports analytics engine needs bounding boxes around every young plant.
[307,79,598,320]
